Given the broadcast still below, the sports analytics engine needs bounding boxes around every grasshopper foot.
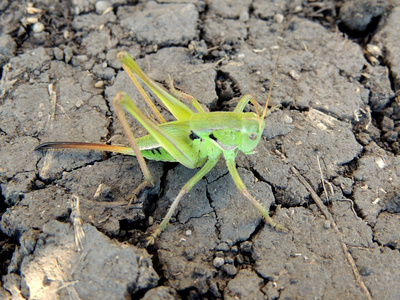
[273,223,289,233]
[127,180,153,206]
[263,104,282,117]
[145,227,161,247]
[265,216,288,233]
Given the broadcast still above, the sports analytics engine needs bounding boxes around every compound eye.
[248,132,258,141]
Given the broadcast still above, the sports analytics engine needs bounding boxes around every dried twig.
[290,165,372,300]
[275,150,372,299]
[71,195,85,252]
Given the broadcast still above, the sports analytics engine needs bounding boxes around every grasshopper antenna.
[261,40,283,121]
[260,13,294,122]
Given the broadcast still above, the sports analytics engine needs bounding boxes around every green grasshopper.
[36,51,287,245]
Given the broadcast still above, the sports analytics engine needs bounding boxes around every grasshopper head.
[240,112,265,154]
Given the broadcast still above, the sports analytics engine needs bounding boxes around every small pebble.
[32,22,45,33]
[239,10,249,22]
[366,44,383,58]
[289,69,300,80]
[27,17,38,24]
[215,251,224,258]
[213,257,224,268]
[75,55,88,63]
[224,257,234,264]
[222,44,232,51]
[283,114,293,124]
[75,100,84,108]
[324,220,331,229]
[240,241,253,253]
[185,229,192,236]
[293,5,302,13]
[94,81,104,88]
[381,116,394,132]
[95,1,112,15]
[35,180,45,189]
[222,264,237,276]
[333,176,353,195]
[216,242,229,252]
[184,249,194,261]
[211,50,219,57]
[359,266,372,276]
[53,48,64,61]
[274,13,284,24]
[64,47,73,63]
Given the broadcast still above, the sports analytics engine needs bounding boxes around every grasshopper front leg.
[224,150,288,232]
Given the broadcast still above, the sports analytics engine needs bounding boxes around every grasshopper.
[36,51,287,245]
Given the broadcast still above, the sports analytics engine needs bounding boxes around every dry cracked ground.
[1,0,400,299]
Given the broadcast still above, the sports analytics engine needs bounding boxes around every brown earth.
[1,0,400,299]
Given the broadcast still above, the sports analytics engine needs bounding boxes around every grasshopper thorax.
[189,112,264,154]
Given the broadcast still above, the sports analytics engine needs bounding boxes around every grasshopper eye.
[248,132,258,141]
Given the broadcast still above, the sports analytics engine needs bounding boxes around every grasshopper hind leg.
[146,155,220,246]
[146,187,187,247]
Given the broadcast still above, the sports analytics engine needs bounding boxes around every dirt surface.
[1,0,400,299]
